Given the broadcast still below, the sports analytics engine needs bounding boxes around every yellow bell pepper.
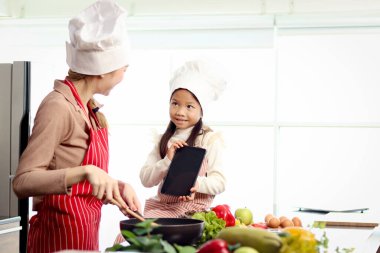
[280,227,318,253]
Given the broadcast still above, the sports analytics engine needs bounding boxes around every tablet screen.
[160,146,206,196]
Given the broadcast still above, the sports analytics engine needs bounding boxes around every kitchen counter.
[0,215,21,225]
[0,216,22,252]
[57,227,380,253]
[57,211,380,252]
[288,210,380,252]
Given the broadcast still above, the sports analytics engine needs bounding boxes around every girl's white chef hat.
[66,0,130,75]
[169,60,227,111]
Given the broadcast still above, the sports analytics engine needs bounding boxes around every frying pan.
[120,218,204,245]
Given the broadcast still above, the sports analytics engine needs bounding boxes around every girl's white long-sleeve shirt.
[139,127,226,196]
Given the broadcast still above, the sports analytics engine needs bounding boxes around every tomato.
[197,239,230,253]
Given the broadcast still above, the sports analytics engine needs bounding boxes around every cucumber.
[216,227,282,253]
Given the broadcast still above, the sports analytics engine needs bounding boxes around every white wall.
[4,0,380,17]
[1,8,380,251]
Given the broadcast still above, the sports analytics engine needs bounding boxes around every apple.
[234,207,253,225]
[234,246,259,253]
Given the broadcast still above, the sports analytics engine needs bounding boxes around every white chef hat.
[66,0,130,75]
[169,60,227,112]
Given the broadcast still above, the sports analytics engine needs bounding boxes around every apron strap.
[64,79,102,128]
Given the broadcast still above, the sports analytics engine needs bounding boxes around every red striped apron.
[27,79,109,253]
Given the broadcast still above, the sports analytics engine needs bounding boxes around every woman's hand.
[118,181,141,213]
[65,165,129,210]
[178,181,198,202]
[84,165,127,208]
[167,140,187,160]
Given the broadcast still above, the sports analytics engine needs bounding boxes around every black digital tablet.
[160,146,206,196]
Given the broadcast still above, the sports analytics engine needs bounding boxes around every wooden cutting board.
[314,220,379,228]
[314,212,379,228]
[317,212,380,229]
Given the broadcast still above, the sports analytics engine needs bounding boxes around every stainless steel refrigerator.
[0,61,30,253]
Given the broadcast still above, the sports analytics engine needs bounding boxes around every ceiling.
[1,0,380,19]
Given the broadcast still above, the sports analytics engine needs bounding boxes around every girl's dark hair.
[159,88,204,158]
[67,69,108,128]
[159,119,203,159]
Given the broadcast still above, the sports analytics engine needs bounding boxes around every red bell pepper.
[211,204,236,227]
[197,239,230,253]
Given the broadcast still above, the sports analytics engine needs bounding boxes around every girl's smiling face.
[169,89,202,129]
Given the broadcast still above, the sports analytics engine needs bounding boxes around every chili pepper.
[251,222,268,229]
[211,204,236,227]
[197,239,230,253]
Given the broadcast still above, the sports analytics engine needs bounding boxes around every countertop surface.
[56,211,380,253]
[0,216,21,225]
[57,228,380,253]
[290,210,380,252]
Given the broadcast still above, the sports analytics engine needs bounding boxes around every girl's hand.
[84,165,127,208]
[179,181,198,202]
[167,140,187,160]
[118,181,142,214]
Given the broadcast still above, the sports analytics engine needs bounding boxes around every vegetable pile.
[108,205,356,253]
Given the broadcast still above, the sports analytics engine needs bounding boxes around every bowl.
[120,218,204,245]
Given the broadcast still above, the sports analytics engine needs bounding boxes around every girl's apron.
[144,151,214,218]
[114,138,215,246]
[27,79,109,253]
[115,155,214,246]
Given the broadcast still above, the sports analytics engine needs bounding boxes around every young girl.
[140,60,227,217]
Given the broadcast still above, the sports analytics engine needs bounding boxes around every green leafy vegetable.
[311,221,355,253]
[312,221,327,229]
[192,211,226,244]
[335,247,355,253]
[105,219,197,253]
[174,244,197,253]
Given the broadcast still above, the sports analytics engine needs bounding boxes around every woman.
[12,0,140,252]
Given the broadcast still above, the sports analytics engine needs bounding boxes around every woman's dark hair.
[159,88,204,158]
